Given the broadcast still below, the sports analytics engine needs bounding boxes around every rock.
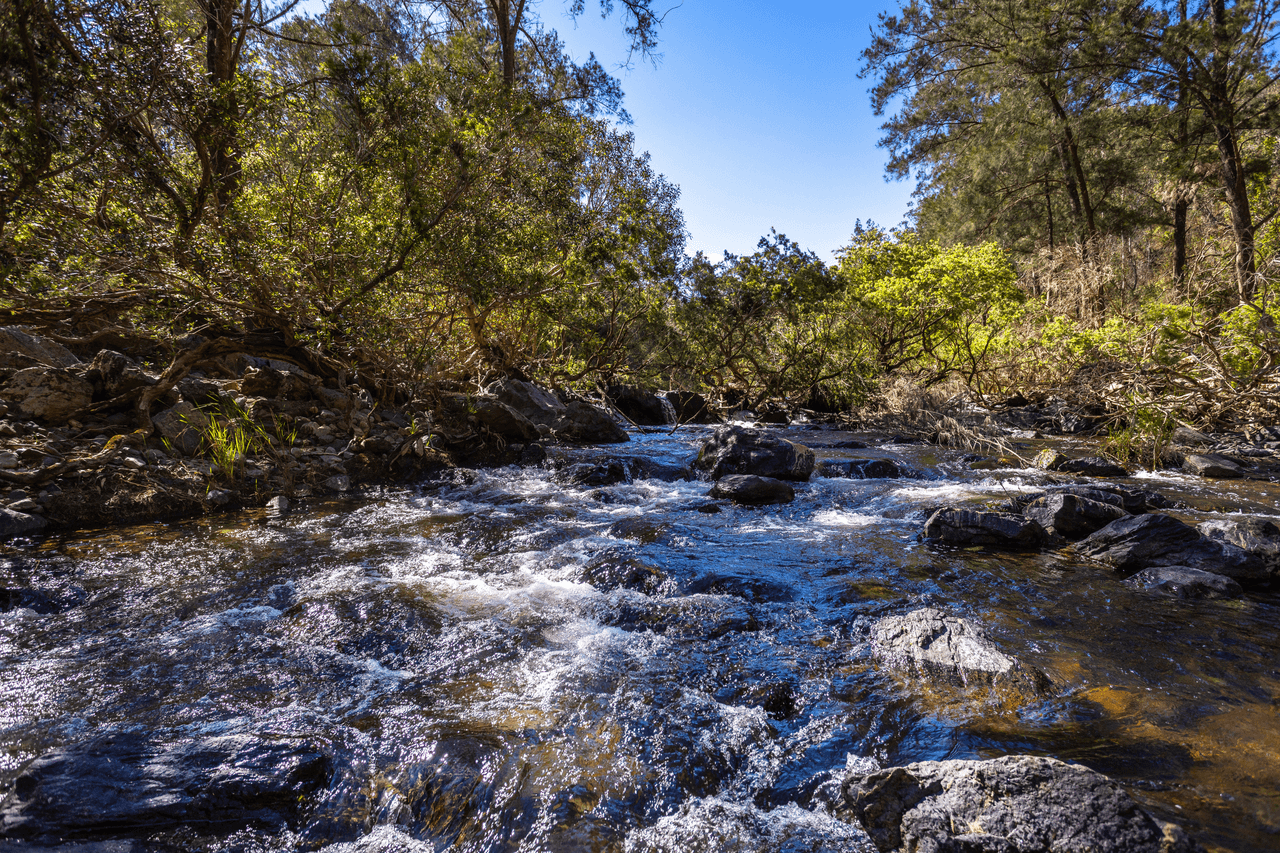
[1076,513,1268,581]
[1197,518,1280,575]
[818,458,908,479]
[484,377,566,423]
[0,327,80,370]
[323,474,351,492]
[606,384,671,426]
[922,508,1049,550]
[1057,455,1129,477]
[0,727,330,840]
[1034,449,1069,470]
[240,365,313,400]
[553,400,629,444]
[665,391,719,424]
[0,452,16,470]
[442,393,540,443]
[152,401,209,456]
[1,367,93,424]
[694,426,815,482]
[1045,484,1174,513]
[564,460,632,487]
[0,508,47,539]
[84,350,155,402]
[839,755,1202,853]
[1183,453,1246,479]
[871,608,1050,695]
[266,496,289,515]
[1024,493,1128,539]
[1172,425,1213,446]
[707,474,795,505]
[1128,566,1244,599]
[205,488,234,506]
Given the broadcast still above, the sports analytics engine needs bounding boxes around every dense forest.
[3,0,1279,452]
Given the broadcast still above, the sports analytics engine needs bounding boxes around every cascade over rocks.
[922,508,1050,550]
[1076,514,1269,582]
[694,426,814,481]
[837,755,1203,853]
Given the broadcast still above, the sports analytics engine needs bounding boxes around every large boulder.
[0,727,331,840]
[485,377,566,422]
[553,400,629,444]
[0,327,80,371]
[84,349,157,402]
[440,393,540,443]
[606,384,670,426]
[1024,493,1128,539]
[871,608,1050,696]
[1056,456,1129,477]
[666,391,719,424]
[1045,484,1173,513]
[1128,566,1244,600]
[0,508,47,540]
[1183,453,1246,479]
[922,508,1049,550]
[707,474,795,506]
[1076,513,1268,581]
[818,458,909,479]
[838,755,1202,853]
[153,401,210,456]
[0,367,94,424]
[694,426,814,482]
[1197,518,1280,576]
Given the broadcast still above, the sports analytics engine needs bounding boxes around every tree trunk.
[202,0,243,215]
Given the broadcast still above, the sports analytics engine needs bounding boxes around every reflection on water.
[1,425,1278,852]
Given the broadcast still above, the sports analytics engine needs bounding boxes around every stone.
[665,390,719,424]
[323,474,351,492]
[694,425,815,482]
[0,367,93,424]
[1057,455,1129,477]
[707,474,795,505]
[1183,453,1246,479]
[839,755,1202,853]
[922,508,1049,550]
[1076,513,1269,582]
[818,458,908,479]
[0,726,330,840]
[552,400,629,444]
[564,460,632,487]
[484,377,566,423]
[606,384,671,425]
[0,452,16,470]
[152,401,208,456]
[1033,449,1069,470]
[0,508,47,539]
[205,488,233,506]
[1197,518,1280,575]
[871,608,1050,694]
[1046,483,1173,513]
[0,327,80,370]
[84,350,155,401]
[1172,425,1213,446]
[1128,566,1244,599]
[266,496,289,515]
[1024,493,1129,539]
[240,365,313,400]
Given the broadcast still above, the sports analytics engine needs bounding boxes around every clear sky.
[544,1,915,260]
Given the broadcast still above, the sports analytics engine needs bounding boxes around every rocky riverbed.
[4,326,1280,851]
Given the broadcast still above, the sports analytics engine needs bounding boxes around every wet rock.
[922,508,1049,550]
[589,591,759,639]
[152,401,208,456]
[0,508,47,540]
[1057,455,1129,477]
[0,727,331,840]
[580,550,665,594]
[552,400,628,444]
[1024,493,1128,539]
[205,488,234,506]
[755,402,790,424]
[1,368,93,424]
[440,393,541,443]
[605,516,671,544]
[708,474,795,505]
[665,391,719,424]
[266,496,289,515]
[563,460,632,487]
[1197,518,1280,575]
[323,474,351,492]
[818,458,909,479]
[629,796,869,852]
[838,755,1202,853]
[1076,514,1268,581]
[871,608,1050,695]
[606,384,670,425]
[694,425,814,482]
[626,457,690,482]
[1183,453,1246,479]
[1128,566,1244,599]
[1047,483,1173,513]
[0,327,80,370]
[1034,449,1069,470]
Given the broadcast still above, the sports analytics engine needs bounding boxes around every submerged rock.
[694,426,815,481]
[1128,565,1244,599]
[838,755,1202,853]
[818,458,909,479]
[708,474,795,505]
[1075,514,1268,581]
[871,608,1051,696]
[922,508,1049,550]
[0,727,331,840]
[1023,493,1128,539]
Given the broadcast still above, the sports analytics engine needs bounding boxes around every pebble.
[0,452,17,469]
[9,499,40,513]
[122,457,145,470]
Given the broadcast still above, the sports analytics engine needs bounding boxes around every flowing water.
[2,424,1279,852]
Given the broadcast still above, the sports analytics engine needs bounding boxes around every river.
[2,423,1278,852]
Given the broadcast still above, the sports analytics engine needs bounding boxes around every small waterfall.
[658,393,678,425]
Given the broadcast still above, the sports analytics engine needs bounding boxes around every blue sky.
[545,1,915,260]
